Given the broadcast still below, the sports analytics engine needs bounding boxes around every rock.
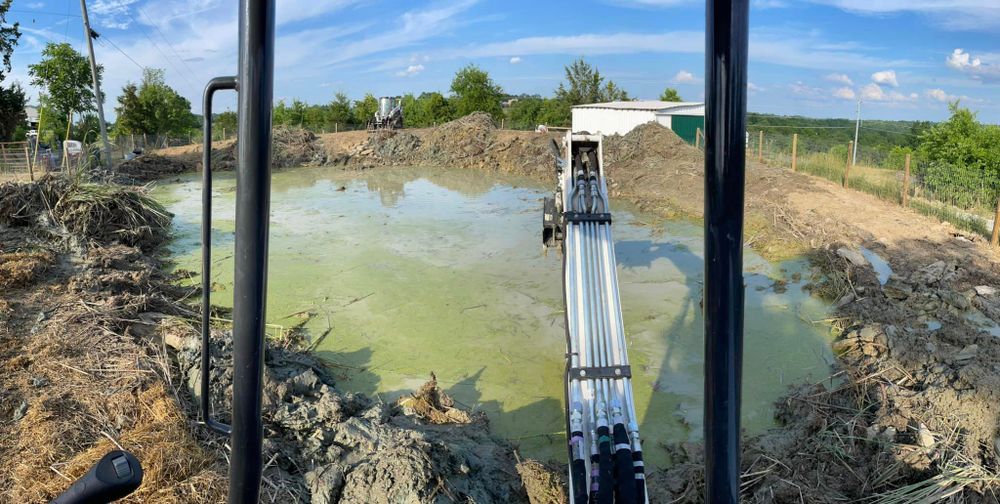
[911,260,948,285]
[939,290,970,311]
[955,344,978,362]
[832,337,858,354]
[916,423,935,448]
[30,376,48,387]
[975,285,997,297]
[306,464,345,504]
[865,425,879,440]
[859,325,879,343]
[835,292,855,308]
[836,247,868,267]
[883,279,912,300]
[881,426,897,442]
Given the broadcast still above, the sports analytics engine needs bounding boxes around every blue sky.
[4,0,999,122]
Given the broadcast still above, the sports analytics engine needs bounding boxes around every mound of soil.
[0,251,54,289]
[114,154,192,184]
[173,330,529,503]
[602,122,705,216]
[211,126,328,171]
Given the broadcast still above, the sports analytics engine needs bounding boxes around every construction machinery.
[544,133,647,503]
[368,96,404,130]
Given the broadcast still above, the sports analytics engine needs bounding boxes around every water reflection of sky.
[153,165,835,468]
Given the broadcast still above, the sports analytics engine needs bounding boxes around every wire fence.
[742,129,998,239]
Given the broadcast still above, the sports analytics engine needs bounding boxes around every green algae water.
[153,165,835,467]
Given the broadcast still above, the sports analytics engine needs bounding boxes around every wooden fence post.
[992,198,1000,247]
[757,130,764,162]
[843,140,853,188]
[695,127,701,149]
[791,133,798,172]
[902,153,911,207]
[23,142,33,181]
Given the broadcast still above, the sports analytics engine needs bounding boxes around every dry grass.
[0,251,55,289]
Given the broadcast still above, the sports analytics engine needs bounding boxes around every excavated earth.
[4,113,1000,502]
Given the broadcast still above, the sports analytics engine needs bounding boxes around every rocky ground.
[5,112,1000,502]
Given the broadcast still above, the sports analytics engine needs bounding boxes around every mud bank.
[0,176,557,503]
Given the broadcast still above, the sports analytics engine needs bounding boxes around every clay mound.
[115,153,192,184]
[603,122,705,215]
[604,121,700,168]
[420,112,498,163]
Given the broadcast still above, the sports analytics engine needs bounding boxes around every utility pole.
[852,98,861,167]
[80,0,112,172]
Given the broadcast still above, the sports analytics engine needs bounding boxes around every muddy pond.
[153,165,835,467]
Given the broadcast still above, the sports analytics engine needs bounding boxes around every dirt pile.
[327,113,556,176]
[173,330,530,503]
[0,176,171,251]
[652,244,1000,502]
[113,154,192,184]
[0,251,54,289]
[397,373,481,424]
[602,122,705,216]
[211,126,328,171]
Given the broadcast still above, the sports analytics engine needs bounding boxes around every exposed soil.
[6,114,1000,501]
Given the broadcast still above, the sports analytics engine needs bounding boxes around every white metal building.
[571,101,705,143]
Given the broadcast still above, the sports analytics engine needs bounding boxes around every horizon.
[3,0,998,124]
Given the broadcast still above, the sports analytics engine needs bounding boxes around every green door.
[670,115,703,145]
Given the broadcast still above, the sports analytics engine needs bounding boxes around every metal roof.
[572,100,705,112]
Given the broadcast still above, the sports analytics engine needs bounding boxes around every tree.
[0,83,25,141]
[660,87,682,101]
[0,0,23,141]
[917,102,1000,208]
[29,42,99,121]
[555,58,630,107]
[352,93,378,125]
[215,111,237,135]
[112,68,195,137]
[449,64,503,119]
[328,92,353,126]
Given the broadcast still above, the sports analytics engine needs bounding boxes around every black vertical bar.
[201,76,236,436]
[229,0,275,501]
[703,0,749,502]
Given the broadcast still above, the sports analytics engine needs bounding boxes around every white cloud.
[748,82,764,93]
[672,70,697,84]
[753,0,789,8]
[509,56,521,64]
[833,87,856,100]
[824,73,853,85]
[26,2,45,8]
[790,81,826,99]
[871,69,898,87]
[91,0,139,29]
[859,83,915,102]
[925,88,956,102]
[395,64,425,77]
[946,48,1000,83]
[808,0,1000,31]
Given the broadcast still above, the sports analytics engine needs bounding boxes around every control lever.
[50,450,143,504]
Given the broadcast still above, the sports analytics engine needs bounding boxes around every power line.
[124,10,195,87]
[137,7,199,83]
[860,126,915,136]
[746,124,852,129]
[8,8,81,17]
[97,34,145,71]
